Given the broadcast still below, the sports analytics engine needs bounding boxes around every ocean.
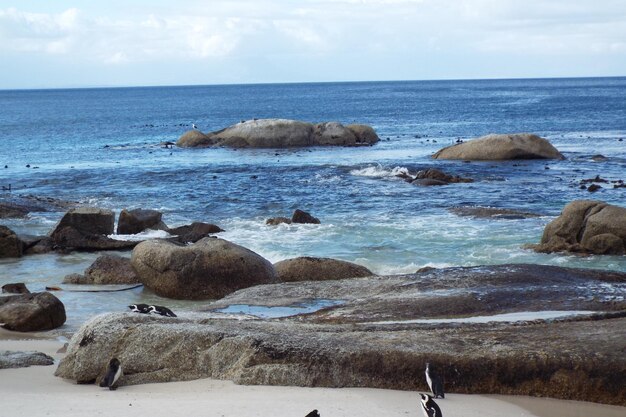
[1,77,625,328]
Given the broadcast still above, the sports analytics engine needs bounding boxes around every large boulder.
[177,119,380,148]
[131,237,277,300]
[117,208,165,235]
[176,130,216,148]
[0,292,66,332]
[530,200,626,255]
[63,254,139,285]
[274,257,373,282]
[1,283,30,294]
[432,133,564,160]
[0,225,22,258]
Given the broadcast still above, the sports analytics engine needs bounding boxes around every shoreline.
[1,338,624,417]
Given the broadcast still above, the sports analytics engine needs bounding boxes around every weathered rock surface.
[0,225,23,258]
[0,351,54,369]
[274,257,373,282]
[117,209,166,235]
[167,222,224,243]
[291,209,320,224]
[2,283,30,294]
[529,200,626,255]
[176,130,216,148]
[63,254,139,285]
[0,195,77,219]
[131,237,277,300]
[432,133,564,160]
[55,265,625,405]
[412,168,473,185]
[449,206,541,219]
[177,119,379,148]
[0,292,66,332]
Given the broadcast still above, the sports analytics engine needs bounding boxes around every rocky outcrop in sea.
[432,133,564,160]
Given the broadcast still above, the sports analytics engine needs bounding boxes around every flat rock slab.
[55,264,626,405]
[0,350,54,369]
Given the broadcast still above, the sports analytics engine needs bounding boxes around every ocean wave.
[109,229,172,241]
[349,164,410,178]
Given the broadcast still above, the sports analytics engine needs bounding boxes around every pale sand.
[1,337,625,417]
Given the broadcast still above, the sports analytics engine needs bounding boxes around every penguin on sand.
[304,410,320,417]
[425,362,445,398]
[419,393,442,417]
[99,358,122,390]
[148,305,177,317]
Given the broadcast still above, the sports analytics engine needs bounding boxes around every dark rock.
[411,178,449,186]
[63,254,139,285]
[131,237,278,300]
[292,209,320,224]
[0,292,66,332]
[2,283,30,294]
[274,257,373,282]
[50,226,139,252]
[581,175,609,184]
[55,264,626,405]
[432,133,564,160]
[266,217,292,226]
[414,168,473,184]
[449,206,541,219]
[0,225,23,258]
[117,208,165,235]
[588,184,602,192]
[23,236,55,255]
[591,155,608,161]
[167,222,224,243]
[416,267,436,273]
[0,351,54,369]
[51,207,114,237]
[529,200,626,255]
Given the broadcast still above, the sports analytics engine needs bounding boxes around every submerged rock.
[432,133,564,160]
[0,351,54,369]
[0,292,66,332]
[529,200,626,255]
[55,264,626,405]
[177,119,379,148]
[274,257,373,282]
[131,237,277,300]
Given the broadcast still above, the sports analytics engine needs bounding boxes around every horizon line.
[2,74,625,92]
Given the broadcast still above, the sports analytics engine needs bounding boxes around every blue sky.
[1,0,625,88]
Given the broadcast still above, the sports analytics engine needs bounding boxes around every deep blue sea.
[1,77,625,329]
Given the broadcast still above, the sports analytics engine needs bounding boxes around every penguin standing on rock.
[425,362,445,399]
[148,305,177,317]
[419,393,442,417]
[304,410,320,417]
[99,358,122,390]
[128,304,150,314]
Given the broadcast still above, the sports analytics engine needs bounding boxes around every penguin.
[304,410,320,417]
[99,358,122,390]
[419,393,442,417]
[148,305,177,317]
[128,304,150,314]
[425,362,445,399]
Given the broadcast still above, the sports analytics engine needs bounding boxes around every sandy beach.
[2,336,624,417]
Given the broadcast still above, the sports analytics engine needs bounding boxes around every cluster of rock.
[0,207,224,258]
[578,175,626,192]
[266,209,320,226]
[55,264,626,405]
[432,133,565,160]
[177,119,379,148]
[529,200,626,255]
[396,168,473,186]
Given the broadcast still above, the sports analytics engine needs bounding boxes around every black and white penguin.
[99,358,122,390]
[304,410,320,417]
[128,304,150,314]
[419,393,442,417]
[148,305,177,317]
[425,362,445,399]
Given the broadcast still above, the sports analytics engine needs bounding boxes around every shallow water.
[1,77,625,329]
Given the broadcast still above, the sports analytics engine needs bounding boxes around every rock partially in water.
[0,195,78,219]
[274,257,373,282]
[55,263,626,405]
[1,283,30,294]
[0,225,23,258]
[0,351,54,369]
[266,217,292,226]
[292,209,320,224]
[449,206,541,219]
[63,254,139,285]
[167,222,224,243]
[117,208,167,235]
[432,133,564,160]
[0,292,66,332]
[529,200,626,255]
[176,130,216,148]
[131,237,278,300]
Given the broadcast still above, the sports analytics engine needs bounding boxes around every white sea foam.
[349,164,411,178]
[109,229,172,241]
[366,311,597,325]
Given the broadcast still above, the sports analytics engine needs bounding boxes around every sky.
[0,0,625,89]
